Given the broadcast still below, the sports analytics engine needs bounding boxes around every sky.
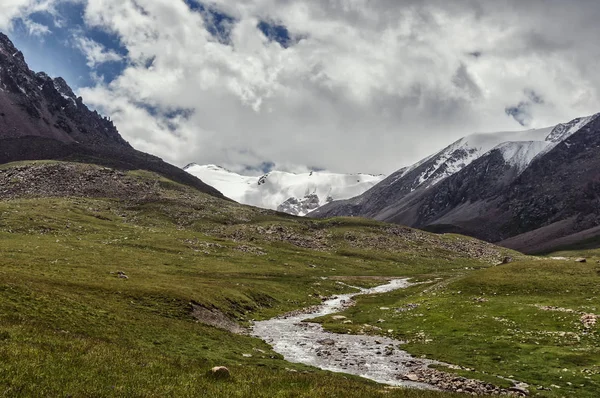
[2,0,600,175]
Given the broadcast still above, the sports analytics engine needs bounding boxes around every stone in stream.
[318,338,335,346]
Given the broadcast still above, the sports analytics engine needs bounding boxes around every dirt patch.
[190,303,247,335]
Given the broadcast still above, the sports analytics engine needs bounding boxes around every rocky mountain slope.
[184,164,384,215]
[0,33,223,199]
[311,114,600,253]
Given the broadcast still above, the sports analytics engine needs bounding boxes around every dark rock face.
[277,193,321,216]
[499,117,600,245]
[312,115,600,253]
[0,32,224,199]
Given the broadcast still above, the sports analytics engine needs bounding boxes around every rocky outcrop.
[0,162,163,201]
[277,193,320,216]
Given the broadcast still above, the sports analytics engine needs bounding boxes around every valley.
[1,15,599,398]
[0,161,598,397]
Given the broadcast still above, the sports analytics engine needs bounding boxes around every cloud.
[0,0,61,32]
[22,19,51,36]
[505,89,546,126]
[74,35,123,67]
[7,0,600,175]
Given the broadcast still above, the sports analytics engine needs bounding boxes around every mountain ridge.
[0,32,224,199]
[310,113,600,252]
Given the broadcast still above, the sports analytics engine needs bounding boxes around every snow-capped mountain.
[311,113,600,253]
[184,164,385,216]
[398,126,554,191]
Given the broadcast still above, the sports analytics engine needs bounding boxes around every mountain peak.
[545,113,600,143]
[311,111,600,253]
[53,77,77,100]
[0,33,28,70]
[0,31,225,199]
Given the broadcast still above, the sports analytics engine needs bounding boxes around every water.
[252,279,439,389]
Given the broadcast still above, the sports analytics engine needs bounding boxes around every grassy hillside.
[316,258,600,397]
[0,161,521,397]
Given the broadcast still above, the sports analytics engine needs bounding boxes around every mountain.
[310,114,600,253]
[0,32,223,198]
[184,164,385,216]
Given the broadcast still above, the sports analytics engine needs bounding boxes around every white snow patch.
[546,114,599,143]
[495,141,552,173]
[401,126,554,190]
[53,81,77,106]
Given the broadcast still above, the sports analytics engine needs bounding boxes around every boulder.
[317,338,335,346]
[209,366,231,379]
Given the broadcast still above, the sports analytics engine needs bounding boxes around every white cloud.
[0,0,59,32]
[9,0,600,174]
[73,35,123,67]
[22,19,51,36]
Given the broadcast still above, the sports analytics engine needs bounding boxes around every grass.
[0,161,520,397]
[316,259,600,397]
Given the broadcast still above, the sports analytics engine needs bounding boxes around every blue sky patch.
[505,89,545,126]
[245,161,276,174]
[8,2,127,90]
[505,102,531,126]
[257,20,297,48]
[185,1,236,44]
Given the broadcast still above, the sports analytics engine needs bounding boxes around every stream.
[252,279,440,389]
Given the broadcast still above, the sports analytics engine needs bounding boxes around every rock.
[581,313,597,328]
[277,194,321,216]
[509,386,529,396]
[117,271,128,279]
[317,338,335,346]
[501,256,513,264]
[208,366,230,379]
[343,320,353,324]
[331,315,347,321]
[575,258,587,263]
[405,373,419,381]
